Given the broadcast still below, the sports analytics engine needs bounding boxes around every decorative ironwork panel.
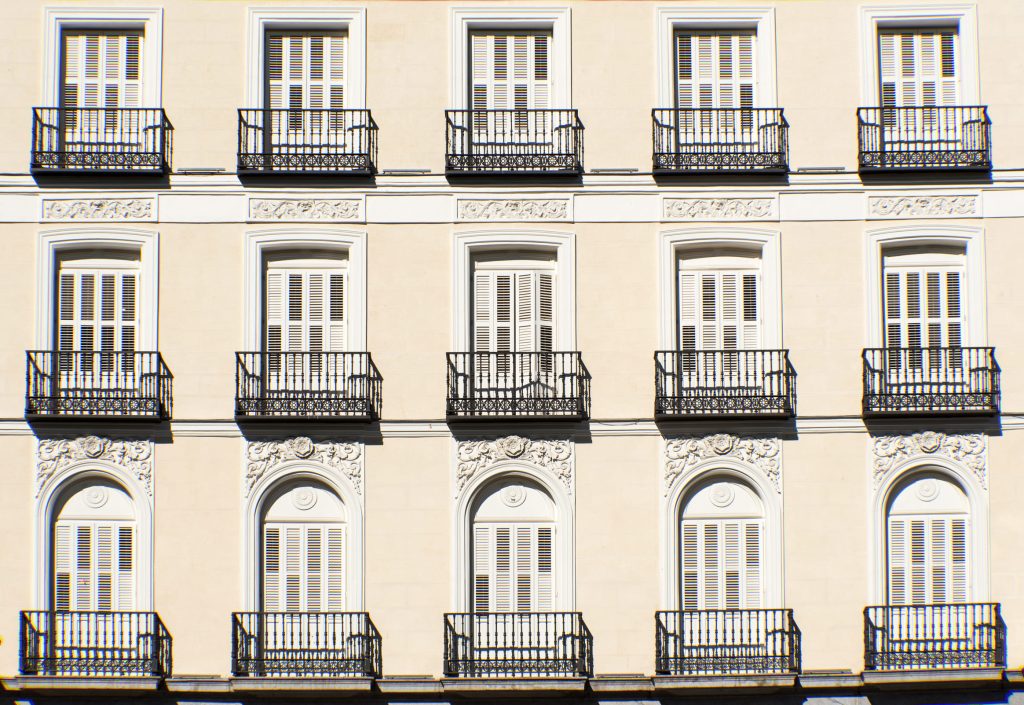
[31,108,173,174]
[862,347,999,416]
[857,106,991,171]
[864,603,1005,670]
[445,110,584,175]
[655,350,795,418]
[652,108,788,173]
[237,109,378,175]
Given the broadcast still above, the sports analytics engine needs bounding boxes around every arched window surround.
[662,457,783,610]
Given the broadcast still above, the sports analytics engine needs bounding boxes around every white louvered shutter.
[473,270,554,354]
[675,30,755,110]
[263,523,345,612]
[266,269,347,354]
[266,32,347,144]
[879,30,958,107]
[54,521,135,612]
[470,31,550,111]
[62,31,143,111]
[681,519,762,610]
[888,516,968,605]
[679,270,760,351]
[883,267,963,371]
[472,523,554,612]
[57,268,138,378]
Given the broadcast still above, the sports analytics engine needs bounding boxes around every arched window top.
[682,478,764,520]
[56,479,135,522]
[678,246,762,271]
[263,480,346,523]
[472,477,555,523]
[889,473,968,517]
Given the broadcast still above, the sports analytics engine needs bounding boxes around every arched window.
[52,479,137,612]
[261,480,346,612]
[886,473,969,605]
[471,477,556,612]
[680,478,764,610]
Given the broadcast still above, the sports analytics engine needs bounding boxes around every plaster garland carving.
[36,436,154,497]
[869,195,978,218]
[245,436,363,496]
[249,199,361,221]
[43,198,155,221]
[457,199,569,221]
[456,436,573,496]
[664,434,781,495]
[664,198,775,221]
[872,432,986,489]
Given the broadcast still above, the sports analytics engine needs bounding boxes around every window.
[472,252,555,355]
[674,30,755,111]
[56,251,139,358]
[878,28,959,107]
[266,32,347,113]
[61,31,143,113]
[470,30,551,111]
[264,252,347,355]
[678,250,760,351]
[882,246,964,351]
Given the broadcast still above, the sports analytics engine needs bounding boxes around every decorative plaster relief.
[457,199,569,221]
[36,436,154,496]
[245,436,363,496]
[664,434,781,495]
[872,432,986,489]
[249,199,362,221]
[43,198,155,221]
[868,195,978,219]
[664,198,776,221]
[456,435,573,496]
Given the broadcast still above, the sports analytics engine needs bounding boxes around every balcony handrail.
[862,346,999,415]
[864,603,1006,671]
[445,109,584,174]
[237,107,378,174]
[31,107,173,173]
[856,105,991,170]
[652,107,788,172]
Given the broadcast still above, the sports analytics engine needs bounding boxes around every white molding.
[858,5,980,105]
[658,228,782,349]
[243,229,367,352]
[246,7,366,109]
[36,228,159,349]
[43,7,164,106]
[655,6,777,108]
[452,230,576,351]
[864,225,986,347]
[450,7,572,109]
[42,198,157,222]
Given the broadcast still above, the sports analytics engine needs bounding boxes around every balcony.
[655,350,796,419]
[20,611,172,677]
[655,609,801,676]
[446,109,584,176]
[235,352,381,422]
[231,612,382,678]
[444,612,592,678]
[653,108,788,174]
[862,347,999,416]
[31,107,172,175]
[446,352,590,421]
[26,350,173,421]
[864,603,1005,671]
[857,106,991,172]
[237,109,378,175]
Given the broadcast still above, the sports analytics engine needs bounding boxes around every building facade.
[0,0,1023,703]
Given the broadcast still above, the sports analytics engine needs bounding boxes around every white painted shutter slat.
[879,29,959,107]
[888,514,969,605]
[675,30,757,111]
[54,520,134,612]
[883,266,965,353]
[473,268,555,354]
[473,523,555,612]
[681,518,763,610]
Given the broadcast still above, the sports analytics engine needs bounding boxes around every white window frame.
[656,7,777,108]
[453,230,575,351]
[450,7,572,109]
[864,225,985,348]
[659,228,782,349]
[244,230,367,352]
[37,229,159,350]
[43,7,163,106]
[247,7,367,109]
[859,5,980,105]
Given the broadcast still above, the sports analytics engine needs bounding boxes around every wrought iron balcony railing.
[26,350,173,421]
[20,610,172,677]
[864,603,1005,671]
[858,106,991,171]
[235,352,381,421]
[231,612,382,678]
[655,350,795,418]
[862,347,999,416]
[444,612,593,678]
[446,109,584,175]
[655,609,801,676]
[446,352,590,421]
[31,107,173,174]
[237,109,378,175]
[653,108,788,173]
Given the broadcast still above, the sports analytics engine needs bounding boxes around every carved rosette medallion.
[664,434,781,496]
[456,436,573,496]
[245,436,362,496]
[249,199,362,222]
[42,198,156,221]
[36,436,154,496]
[872,432,986,489]
[663,198,775,221]
[868,195,978,219]
[457,199,569,221]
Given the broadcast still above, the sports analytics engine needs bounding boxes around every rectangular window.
[472,256,555,355]
[470,30,551,111]
[878,28,958,107]
[674,29,756,110]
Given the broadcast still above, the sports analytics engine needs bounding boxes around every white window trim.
[243,460,364,611]
[659,228,782,349]
[453,230,575,351]
[43,7,163,106]
[661,455,783,610]
[450,7,572,109]
[869,453,988,604]
[656,7,777,108]
[859,5,980,105]
[452,458,575,612]
[246,7,367,109]
[864,225,986,347]
[37,229,159,350]
[35,463,154,610]
[244,230,367,351]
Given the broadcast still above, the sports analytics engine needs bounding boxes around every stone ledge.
[376,677,444,694]
[588,675,654,693]
[7,675,163,692]
[653,673,798,693]
[862,667,1006,689]
[164,676,231,692]
[229,676,375,693]
[442,677,588,695]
